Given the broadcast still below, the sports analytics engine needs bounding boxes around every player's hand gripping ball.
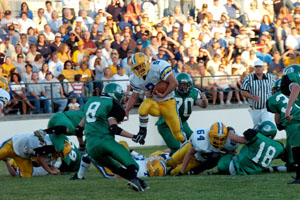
[153,81,168,95]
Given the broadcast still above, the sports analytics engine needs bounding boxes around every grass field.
[1,145,300,200]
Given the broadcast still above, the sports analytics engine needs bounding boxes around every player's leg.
[13,157,33,178]
[0,139,16,160]
[286,125,300,184]
[249,107,261,126]
[170,156,201,175]
[46,113,74,135]
[157,122,180,154]
[289,146,300,184]
[217,154,234,175]
[261,109,274,123]
[138,98,161,134]
[182,122,193,139]
[167,142,192,167]
[159,99,185,142]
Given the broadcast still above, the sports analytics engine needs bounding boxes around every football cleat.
[34,129,47,143]
[138,179,150,190]
[127,178,144,192]
[70,173,85,180]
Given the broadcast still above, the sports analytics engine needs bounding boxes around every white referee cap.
[254,60,264,67]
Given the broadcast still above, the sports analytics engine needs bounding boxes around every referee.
[241,60,275,126]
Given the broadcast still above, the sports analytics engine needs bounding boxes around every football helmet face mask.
[147,157,167,177]
[272,78,281,94]
[103,83,124,102]
[257,121,277,139]
[130,53,150,78]
[176,73,193,96]
[209,122,228,150]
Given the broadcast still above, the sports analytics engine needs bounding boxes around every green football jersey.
[63,110,84,127]
[156,87,200,125]
[234,133,283,175]
[267,91,300,127]
[83,96,125,149]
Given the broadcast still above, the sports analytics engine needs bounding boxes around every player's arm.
[285,83,300,120]
[35,146,60,175]
[228,129,247,144]
[195,90,208,108]
[3,159,18,177]
[155,74,178,99]
[180,146,196,174]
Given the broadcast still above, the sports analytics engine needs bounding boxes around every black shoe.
[128,178,144,192]
[138,179,150,190]
[70,173,85,180]
[288,178,300,184]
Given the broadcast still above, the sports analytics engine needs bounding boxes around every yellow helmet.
[147,158,167,177]
[130,52,150,78]
[63,141,72,157]
[0,76,9,92]
[149,151,165,158]
[209,122,228,150]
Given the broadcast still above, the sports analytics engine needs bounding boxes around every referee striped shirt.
[241,73,275,109]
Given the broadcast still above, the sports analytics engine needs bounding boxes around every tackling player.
[156,72,208,154]
[217,121,284,175]
[167,122,239,175]
[0,133,60,177]
[77,83,149,192]
[125,52,186,144]
[0,88,11,120]
[267,79,300,184]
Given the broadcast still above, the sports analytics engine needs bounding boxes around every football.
[153,81,169,95]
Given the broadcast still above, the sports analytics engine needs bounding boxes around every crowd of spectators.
[0,0,299,115]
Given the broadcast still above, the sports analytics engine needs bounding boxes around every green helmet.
[258,121,277,139]
[272,78,281,94]
[103,83,124,102]
[176,73,193,96]
[283,65,300,75]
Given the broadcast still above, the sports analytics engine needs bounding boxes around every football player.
[156,72,208,154]
[76,83,149,192]
[6,136,82,177]
[0,88,10,119]
[125,52,186,144]
[217,121,284,175]
[267,79,300,184]
[0,133,60,177]
[167,122,239,175]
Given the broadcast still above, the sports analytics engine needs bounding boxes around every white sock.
[77,160,90,179]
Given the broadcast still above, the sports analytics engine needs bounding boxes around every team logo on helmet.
[209,122,228,150]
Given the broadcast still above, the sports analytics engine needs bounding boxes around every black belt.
[250,106,264,110]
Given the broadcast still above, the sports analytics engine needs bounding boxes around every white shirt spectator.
[44,9,53,22]
[48,60,64,77]
[112,73,130,92]
[208,3,227,21]
[18,18,36,34]
[10,81,26,94]
[62,0,80,14]
[43,31,55,41]
[88,55,108,70]
[33,17,48,33]
[285,34,300,50]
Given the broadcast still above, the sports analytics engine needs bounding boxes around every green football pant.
[285,124,300,164]
[48,113,75,136]
[217,154,233,174]
[87,135,138,172]
[157,121,193,154]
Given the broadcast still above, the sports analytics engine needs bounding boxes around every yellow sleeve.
[72,51,78,64]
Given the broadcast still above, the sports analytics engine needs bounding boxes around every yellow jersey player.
[0,88,10,119]
[125,52,185,144]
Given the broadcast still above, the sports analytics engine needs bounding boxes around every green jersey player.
[218,121,284,175]
[78,83,149,192]
[155,73,208,153]
[267,84,300,184]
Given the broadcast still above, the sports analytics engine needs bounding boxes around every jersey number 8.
[252,142,276,167]
[86,102,101,123]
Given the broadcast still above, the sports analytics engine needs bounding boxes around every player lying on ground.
[267,78,300,184]
[218,121,284,175]
[0,133,60,177]
[5,136,82,177]
[77,83,149,192]
[156,72,208,154]
[125,53,186,145]
[71,141,170,179]
[167,122,239,175]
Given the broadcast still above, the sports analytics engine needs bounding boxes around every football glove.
[75,125,84,138]
[132,127,147,145]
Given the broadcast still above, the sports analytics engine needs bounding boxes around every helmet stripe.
[217,122,220,134]
[131,54,136,65]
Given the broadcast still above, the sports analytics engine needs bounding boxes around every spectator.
[126,0,141,21]
[208,0,227,22]
[112,64,130,95]
[157,46,174,61]
[44,1,53,22]
[256,45,273,64]
[34,8,47,34]
[72,40,89,67]
[62,0,79,17]
[57,43,71,64]
[0,34,15,57]
[118,13,135,31]
[231,55,246,75]
[71,74,86,105]
[83,31,97,55]
[19,34,29,55]
[14,54,26,74]
[38,62,49,80]
[79,10,94,30]
[7,25,20,46]
[282,49,300,66]
[207,54,222,75]
[229,67,245,104]
[26,44,40,63]
[42,24,55,42]
[107,0,124,22]
[48,11,62,33]
[93,57,104,96]
[141,0,157,22]
[27,27,37,44]
[50,33,63,52]
[213,64,233,105]
[48,53,64,77]
[111,32,122,51]
[61,60,77,82]
[44,72,67,113]
[1,10,18,30]
[173,5,186,24]
[10,72,35,114]
[11,44,25,63]
[247,1,263,29]
[63,8,76,27]
[118,40,129,59]
[27,72,50,114]
[285,27,300,50]
[22,63,33,83]
[68,97,80,111]
[109,54,122,75]
[102,67,113,88]
[19,2,33,20]
[2,56,14,77]
[224,0,247,27]
[36,34,52,60]
[77,61,93,96]
[168,0,181,16]
[18,12,36,35]
[268,51,284,73]
[31,54,43,72]
[74,16,89,32]
[275,18,291,54]
[259,15,274,39]
[196,3,208,24]
[121,49,134,76]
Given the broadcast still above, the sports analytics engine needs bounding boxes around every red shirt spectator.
[126,0,141,21]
